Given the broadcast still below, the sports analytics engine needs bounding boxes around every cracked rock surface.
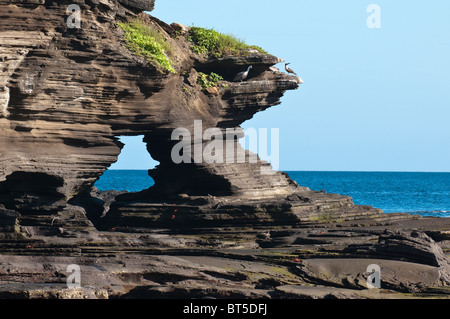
[2,0,450,299]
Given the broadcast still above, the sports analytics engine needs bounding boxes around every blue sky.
[111,0,450,172]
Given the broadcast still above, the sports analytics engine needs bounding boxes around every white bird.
[285,63,304,84]
[285,63,297,75]
[233,66,252,82]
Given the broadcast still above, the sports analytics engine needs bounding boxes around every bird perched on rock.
[233,66,252,82]
[285,63,304,84]
[285,63,297,76]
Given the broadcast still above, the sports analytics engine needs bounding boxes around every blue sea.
[95,171,450,218]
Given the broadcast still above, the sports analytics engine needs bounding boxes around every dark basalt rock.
[2,0,450,299]
[118,0,155,12]
[345,230,448,267]
[0,172,66,215]
[0,0,345,229]
[343,229,450,284]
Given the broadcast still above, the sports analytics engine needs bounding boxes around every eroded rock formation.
[2,0,450,299]
[0,0,369,231]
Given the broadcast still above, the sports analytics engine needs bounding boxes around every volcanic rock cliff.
[2,0,450,300]
[0,0,354,231]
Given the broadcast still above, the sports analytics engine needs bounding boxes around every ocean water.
[95,170,155,193]
[286,171,450,217]
[95,170,450,217]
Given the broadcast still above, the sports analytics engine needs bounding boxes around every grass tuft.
[186,26,268,58]
[197,72,224,89]
[118,18,176,74]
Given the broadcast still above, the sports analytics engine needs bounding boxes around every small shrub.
[187,26,268,58]
[197,72,224,89]
[118,19,176,74]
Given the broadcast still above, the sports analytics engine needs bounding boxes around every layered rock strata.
[0,0,376,231]
[2,0,450,299]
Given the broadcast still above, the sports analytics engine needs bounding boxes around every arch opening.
[95,136,159,193]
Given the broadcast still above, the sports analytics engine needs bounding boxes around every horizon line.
[107,169,450,173]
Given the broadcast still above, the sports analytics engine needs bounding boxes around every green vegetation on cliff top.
[186,26,268,58]
[118,19,176,74]
[118,19,268,72]
[197,72,224,89]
